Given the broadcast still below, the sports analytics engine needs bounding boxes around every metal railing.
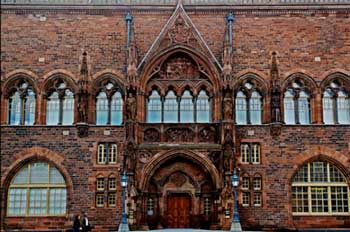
[1,0,350,5]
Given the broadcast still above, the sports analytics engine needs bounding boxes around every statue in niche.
[78,96,88,123]
[271,90,281,123]
[223,91,233,120]
[126,143,137,173]
[126,92,136,121]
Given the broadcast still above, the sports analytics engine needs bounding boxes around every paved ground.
[133,230,228,232]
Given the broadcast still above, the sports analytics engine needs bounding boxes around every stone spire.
[222,12,235,88]
[270,51,282,123]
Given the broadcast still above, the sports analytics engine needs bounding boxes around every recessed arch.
[320,72,350,93]
[139,149,221,191]
[42,72,78,96]
[2,71,39,97]
[234,72,268,97]
[92,71,126,97]
[139,45,221,93]
[282,72,318,95]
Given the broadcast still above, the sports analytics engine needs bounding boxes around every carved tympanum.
[169,172,187,187]
[158,56,201,80]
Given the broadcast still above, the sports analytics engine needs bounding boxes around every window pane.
[30,163,49,184]
[337,91,350,124]
[311,187,328,213]
[49,188,66,215]
[9,92,21,125]
[97,144,106,164]
[298,91,310,124]
[108,144,117,163]
[284,90,295,124]
[323,90,334,124]
[164,91,178,123]
[310,161,327,182]
[111,91,123,125]
[62,90,74,125]
[147,90,162,123]
[96,91,108,125]
[253,176,262,190]
[7,188,27,215]
[251,144,260,164]
[235,91,247,124]
[331,186,349,213]
[50,167,65,184]
[47,92,60,125]
[250,91,262,124]
[241,144,250,163]
[12,166,29,184]
[293,165,308,182]
[24,90,36,125]
[292,186,308,213]
[180,91,194,123]
[29,188,48,215]
[196,91,210,123]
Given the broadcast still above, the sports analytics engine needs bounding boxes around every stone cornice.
[1,4,350,16]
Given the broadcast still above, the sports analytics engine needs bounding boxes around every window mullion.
[59,96,63,125]
[294,94,300,124]
[246,97,251,124]
[333,96,339,124]
[21,97,26,125]
[105,142,109,164]
[194,95,197,123]
[108,98,112,125]
[161,96,164,123]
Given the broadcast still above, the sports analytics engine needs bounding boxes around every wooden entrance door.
[166,194,191,228]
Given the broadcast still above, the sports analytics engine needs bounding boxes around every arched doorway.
[138,150,221,229]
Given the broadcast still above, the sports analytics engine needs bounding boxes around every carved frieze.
[144,128,160,143]
[165,128,194,143]
[198,127,216,143]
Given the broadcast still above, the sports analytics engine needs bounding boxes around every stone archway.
[137,150,221,230]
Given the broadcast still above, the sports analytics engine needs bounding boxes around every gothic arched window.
[164,90,178,123]
[235,82,263,125]
[292,160,349,214]
[235,91,247,124]
[7,162,67,216]
[46,82,74,125]
[95,82,123,125]
[8,82,36,125]
[147,90,162,123]
[180,90,194,123]
[196,90,210,123]
[323,81,350,124]
[250,91,262,124]
[283,81,311,125]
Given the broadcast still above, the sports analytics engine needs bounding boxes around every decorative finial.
[125,11,133,23]
[80,51,88,76]
[226,12,235,23]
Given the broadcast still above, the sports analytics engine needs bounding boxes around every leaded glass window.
[180,90,194,122]
[147,90,162,123]
[7,162,67,216]
[196,90,210,123]
[292,161,350,215]
[284,89,295,124]
[8,82,36,125]
[96,91,109,125]
[164,91,178,123]
[235,91,247,124]
[250,91,262,124]
[111,91,123,125]
[46,81,74,125]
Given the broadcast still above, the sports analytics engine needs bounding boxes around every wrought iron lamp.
[118,171,129,232]
[230,168,242,232]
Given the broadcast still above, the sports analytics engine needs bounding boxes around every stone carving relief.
[139,151,153,164]
[144,128,160,143]
[165,128,194,142]
[199,127,216,143]
[158,56,201,80]
[168,16,192,44]
[169,172,187,187]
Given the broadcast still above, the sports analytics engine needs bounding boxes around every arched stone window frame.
[43,74,77,125]
[6,162,67,216]
[233,73,267,125]
[282,74,316,125]
[3,73,38,126]
[291,158,350,215]
[95,82,124,125]
[320,73,350,125]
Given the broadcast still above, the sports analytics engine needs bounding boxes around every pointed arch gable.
[233,71,268,96]
[139,45,221,93]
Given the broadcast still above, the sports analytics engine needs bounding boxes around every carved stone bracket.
[270,122,282,136]
[76,122,89,138]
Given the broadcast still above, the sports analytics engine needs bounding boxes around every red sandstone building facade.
[1,0,350,231]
